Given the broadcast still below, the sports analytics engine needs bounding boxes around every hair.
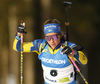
[44,19,60,25]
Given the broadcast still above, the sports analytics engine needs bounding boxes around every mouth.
[51,44,56,46]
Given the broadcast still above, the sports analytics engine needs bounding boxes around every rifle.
[63,1,88,84]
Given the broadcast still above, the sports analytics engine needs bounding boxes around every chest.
[38,45,71,68]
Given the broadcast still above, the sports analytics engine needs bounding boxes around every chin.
[51,46,56,49]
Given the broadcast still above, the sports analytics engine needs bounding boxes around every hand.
[61,46,75,56]
[17,25,25,33]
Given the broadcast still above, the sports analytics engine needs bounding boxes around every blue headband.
[44,23,61,35]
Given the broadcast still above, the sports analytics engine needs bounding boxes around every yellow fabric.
[23,42,34,52]
[78,51,88,65]
[65,41,67,46]
[13,38,18,51]
[13,38,40,54]
[23,42,42,54]
[48,46,61,54]
[72,56,77,61]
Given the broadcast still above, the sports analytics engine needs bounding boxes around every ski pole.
[69,56,88,84]
[63,1,88,84]
[20,20,25,84]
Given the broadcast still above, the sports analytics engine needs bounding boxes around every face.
[45,33,61,49]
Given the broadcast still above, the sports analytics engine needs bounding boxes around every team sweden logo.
[48,30,52,32]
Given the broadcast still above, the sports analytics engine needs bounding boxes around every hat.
[44,23,61,35]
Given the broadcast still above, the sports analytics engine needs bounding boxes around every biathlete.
[13,19,88,84]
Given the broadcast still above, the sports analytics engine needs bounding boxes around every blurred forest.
[0,0,100,84]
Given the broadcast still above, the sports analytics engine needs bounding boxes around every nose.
[50,38,54,42]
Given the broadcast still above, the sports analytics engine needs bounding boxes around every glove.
[15,24,27,38]
[61,46,75,56]
[17,25,25,33]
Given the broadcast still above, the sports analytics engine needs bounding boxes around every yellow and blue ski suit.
[13,36,88,84]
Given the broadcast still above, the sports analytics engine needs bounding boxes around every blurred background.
[0,0,100,84]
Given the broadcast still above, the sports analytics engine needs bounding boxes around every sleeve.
[13,36,44,54]
[67,41,88,65]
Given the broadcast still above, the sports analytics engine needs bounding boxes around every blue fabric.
[15,36,21,40]
[44,23,61,35]
[31,39,45,52]
[38,43,71,68]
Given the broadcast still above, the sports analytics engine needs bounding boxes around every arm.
[13,36,44,54]
[61,41,88,65]
[68,41,88,65]
[73,51,88,65]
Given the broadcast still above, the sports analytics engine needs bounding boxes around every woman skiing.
[13,19,88,84]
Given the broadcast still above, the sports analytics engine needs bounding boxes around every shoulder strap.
[41,40,67,52]
[65,41,67,46]
[41,41,48,52]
